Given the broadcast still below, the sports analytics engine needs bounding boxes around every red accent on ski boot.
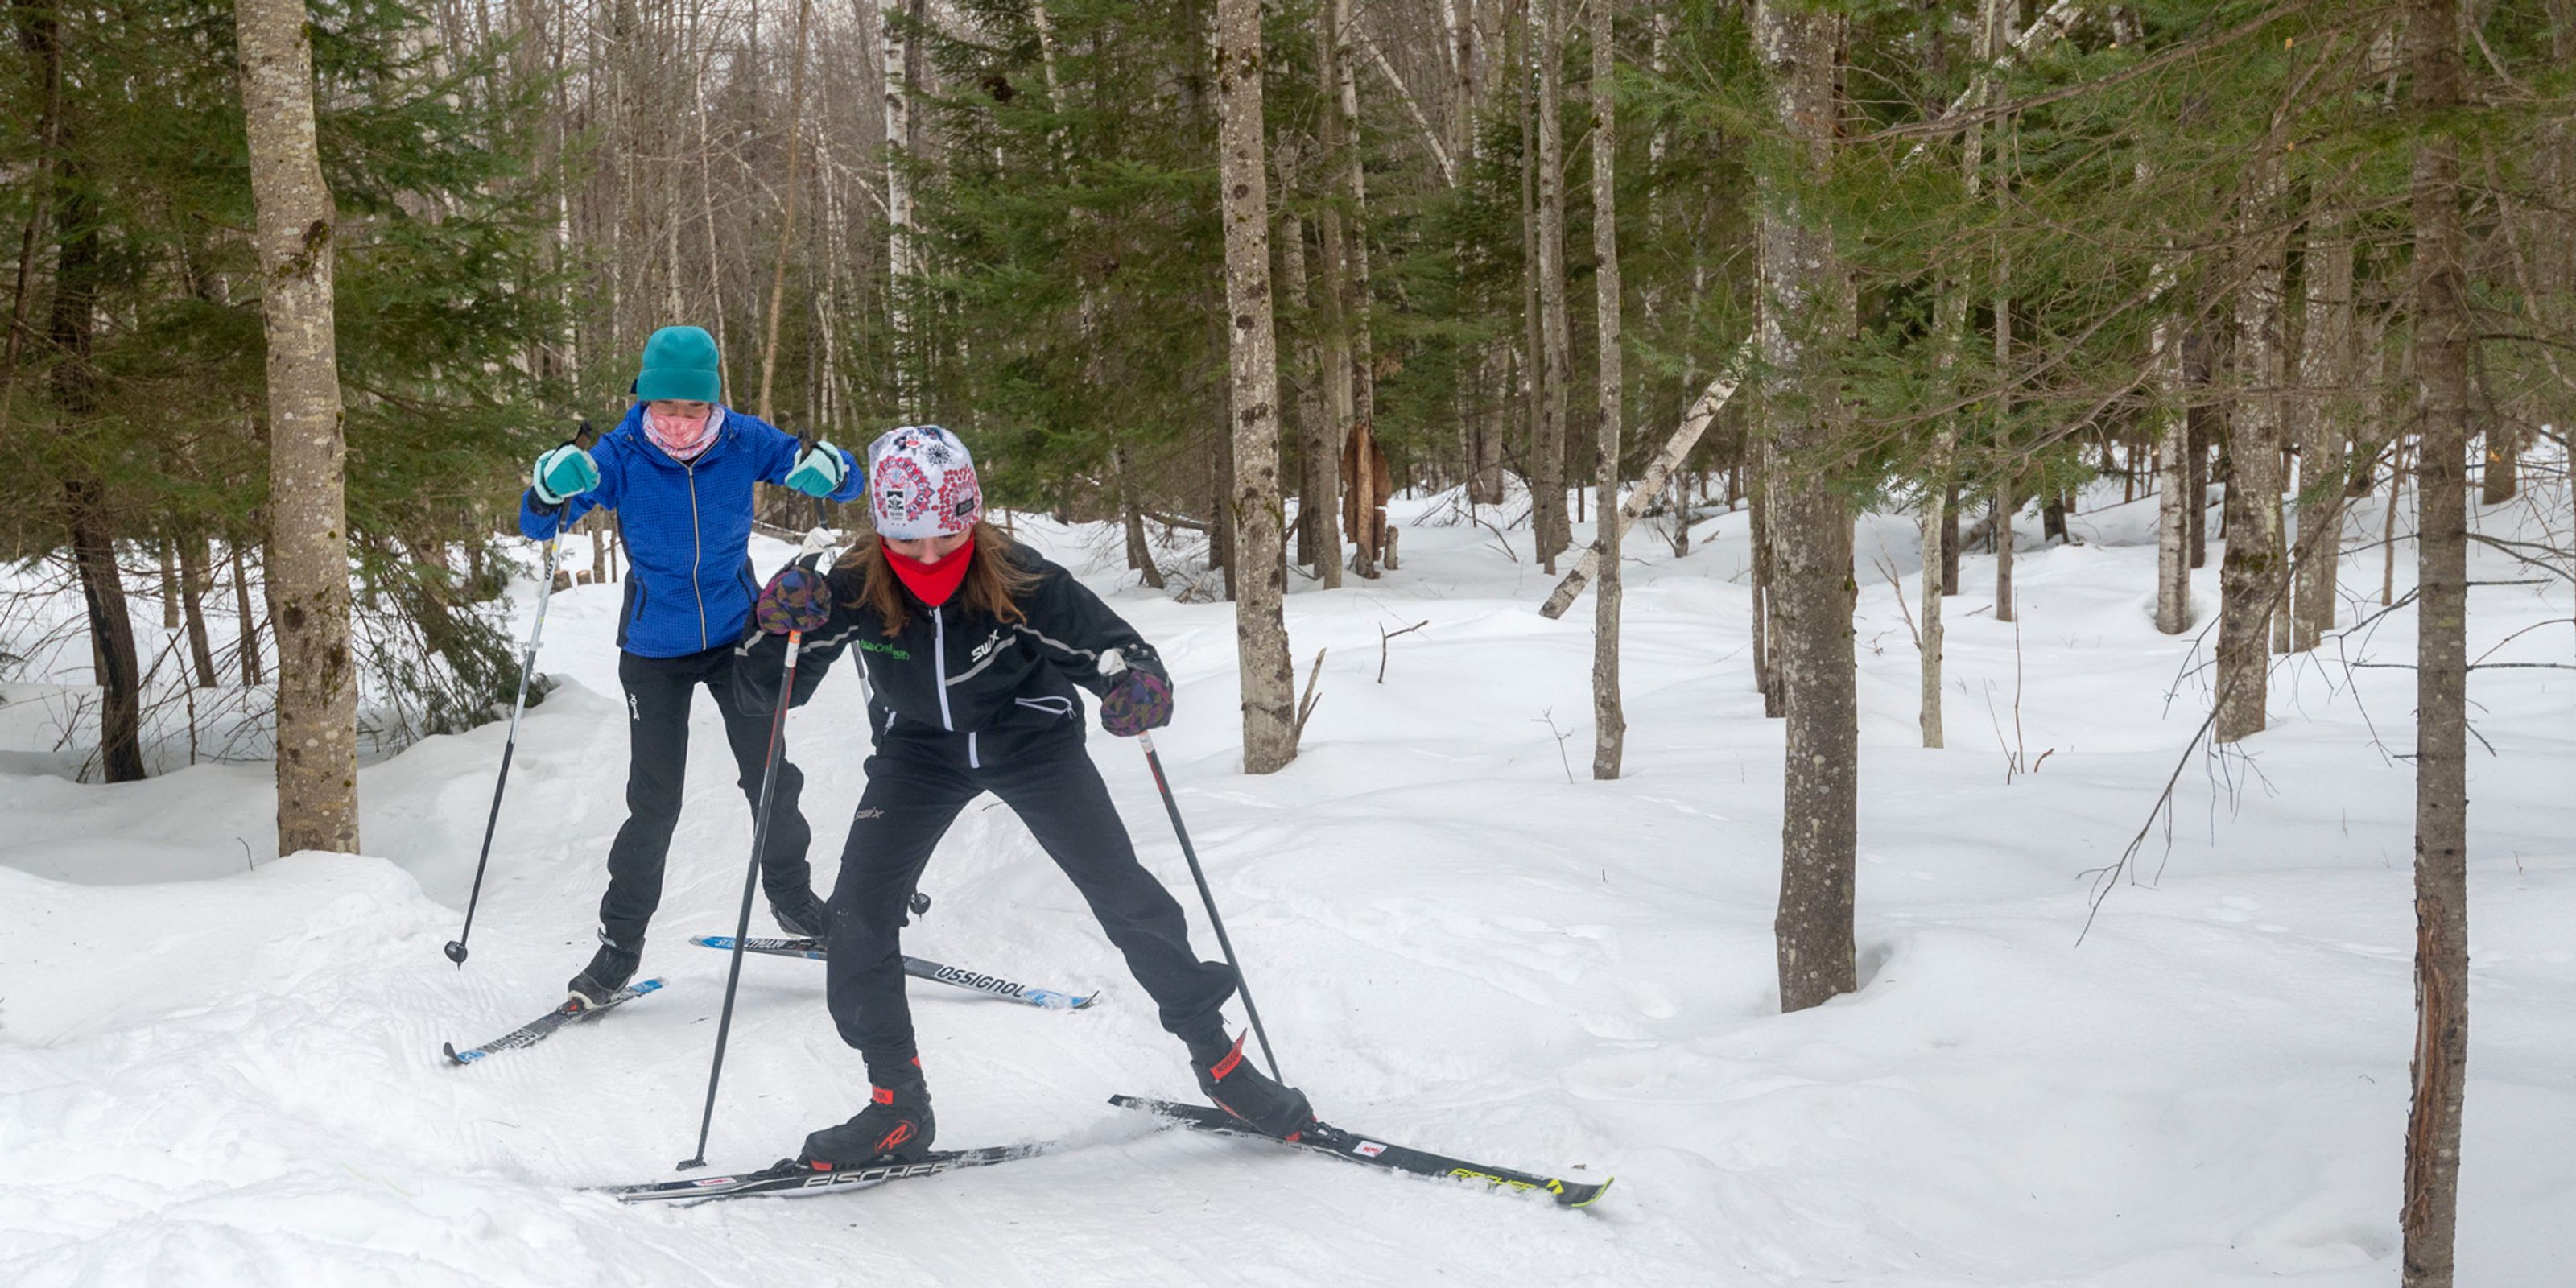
[801,1066,935,1168]
[1191,1032,1316,1139]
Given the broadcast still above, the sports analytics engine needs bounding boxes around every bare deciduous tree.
[1215,0,1297,774]
[237,0,357,852]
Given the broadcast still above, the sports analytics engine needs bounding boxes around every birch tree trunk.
[1589,0,1624,780]
[756,0,812,419]
[1537,361,1743,618]
[881,0,919,417]
[2215,141,2289,745]
[237,0,358,853]
[1925,0,2008,741]
[2401,2,2470,1280]
[2291,206,2354,651]
[1754,0,1856,1014]
[2151,214,2193,632]
[1309,6,1355,584]
[1533,0,1574,571]
[1518,1,1546,547]
[1328,0,1381,578]
[1215,0,1297,774]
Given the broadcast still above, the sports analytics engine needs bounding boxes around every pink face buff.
[645,407,721,462]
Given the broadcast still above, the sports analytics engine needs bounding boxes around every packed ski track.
[4,475,2574,1286]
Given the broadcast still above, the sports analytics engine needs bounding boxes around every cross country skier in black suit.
[733,424,1315,1168]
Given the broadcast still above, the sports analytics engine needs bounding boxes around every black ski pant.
[597,645,815,952]
[823,721,1236,1078]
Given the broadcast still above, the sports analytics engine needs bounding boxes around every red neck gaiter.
[885,543,973,607]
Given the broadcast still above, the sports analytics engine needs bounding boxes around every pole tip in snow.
[676,1157,708,1171]
[444,940,469,966]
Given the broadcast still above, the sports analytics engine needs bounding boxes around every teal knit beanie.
[634,325,724,403]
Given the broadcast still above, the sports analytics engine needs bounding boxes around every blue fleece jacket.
[518,405,865,658]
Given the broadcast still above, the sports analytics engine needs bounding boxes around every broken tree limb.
[1899,1,2089,167]
[1538,346,1748,620]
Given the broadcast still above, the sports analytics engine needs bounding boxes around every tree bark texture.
[1532,0,1573,571]
[1279,202,1335,580]
[2187,325,2219,569]
[2215,141,2289,745]
[881,0,919,416]
[2152,245,2193,633]
[1589,0,1624,780]
[757,0,813,419]
[1538,359,1745,619]
[2401,2,2469,1282]
[237,0,359,853]
[1214,0,1298,774]
[1748,434,1781,716]
[1327,0,1380,578]
[1754,0,1856,1015]
[2292,206,2355,652]
[179,535,219,687]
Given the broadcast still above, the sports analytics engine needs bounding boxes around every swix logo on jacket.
[518,405,865,658]
[732,541,1166,752]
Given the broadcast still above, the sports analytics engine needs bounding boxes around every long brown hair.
[837,521,1038,636]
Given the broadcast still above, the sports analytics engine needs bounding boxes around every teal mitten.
[784,440,848,498]
[532,443,600,506]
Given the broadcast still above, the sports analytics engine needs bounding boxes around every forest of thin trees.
[3,3,2570,1282]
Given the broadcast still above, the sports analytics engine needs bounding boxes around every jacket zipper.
[931,606,956,730]
[685,463,708,650]
[968,731,980,770]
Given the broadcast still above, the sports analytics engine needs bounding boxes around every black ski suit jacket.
[732,542,1166,768]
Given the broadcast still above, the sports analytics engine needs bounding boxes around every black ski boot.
[770,892,831,945]
[567,941,642,1010]
[801,1066,935,1169]
[1191,1033,1316,1139]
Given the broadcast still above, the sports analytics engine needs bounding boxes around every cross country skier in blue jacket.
[521,324,865,1008]
[733,425,1316,1169]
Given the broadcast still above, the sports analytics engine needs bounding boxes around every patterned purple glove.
[1098,668,1173,737]
[755,564,833,635]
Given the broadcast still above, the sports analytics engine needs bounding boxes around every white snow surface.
[3,476,2574,1286]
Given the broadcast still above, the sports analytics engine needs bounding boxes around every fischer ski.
[442,979,663,1065]
[687,935,1099,1010]
[1110,1095,1612,1208]
[592,1142,1050,1205]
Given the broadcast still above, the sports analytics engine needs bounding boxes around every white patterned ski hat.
[866,424,983,540]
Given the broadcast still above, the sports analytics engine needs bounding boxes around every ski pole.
[446,420,595,968]
[680,528,836,1170]
[1134,729,1287,1085]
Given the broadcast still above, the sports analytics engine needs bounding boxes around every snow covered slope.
[2,476,2571,1286]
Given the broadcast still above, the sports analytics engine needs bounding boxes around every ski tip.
[443,1042,481,1065]
[687,935,729,948]
[1559,1176,1613,1208]
[1068,990,1100,1010]
[634,977,666,996]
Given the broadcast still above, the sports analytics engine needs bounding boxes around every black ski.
[687,935,1099,1010]
[592,1142,1050,1204]
[442,979,663,1065]
[1110,1095,1612,1208]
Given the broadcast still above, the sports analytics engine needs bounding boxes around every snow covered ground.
[3,469,2572,1286]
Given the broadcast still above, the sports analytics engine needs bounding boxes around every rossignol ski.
[1110,1096,1612,1208]
[687,935,1099,1010]
[443,979,663,1065]
[593,1142,1051,1205]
